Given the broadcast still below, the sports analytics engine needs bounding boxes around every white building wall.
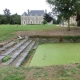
[70,16,77,25]
[21,15,44,25]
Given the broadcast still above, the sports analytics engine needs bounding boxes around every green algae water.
[30,43,80,66]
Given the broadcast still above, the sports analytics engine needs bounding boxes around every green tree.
[3,8,11,24]
[0,15,7,24]
[43,13,53,23]
[47,0,80,31]
[76,0,80,26]
[11,13,21,24]
[53,18,57,24]
[42,20,47,25]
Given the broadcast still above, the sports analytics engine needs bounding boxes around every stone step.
[16,41,35,67]
[10,41,35,67]
[0,41,15,51]
[32,41,39,50]
[4,40,32,65]
[0,56,5,62]
[0,39,27,61]
[25,36,29,40]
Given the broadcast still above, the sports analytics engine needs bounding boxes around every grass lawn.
[0,65,80,80]
[30,43,80,66]
[0,25,59,42]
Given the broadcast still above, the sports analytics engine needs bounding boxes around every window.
[23,20,26,25]
[30,20,33,24]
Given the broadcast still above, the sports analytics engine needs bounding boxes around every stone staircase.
[0,37,36,67]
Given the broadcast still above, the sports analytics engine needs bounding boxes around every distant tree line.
[0,8,21,24]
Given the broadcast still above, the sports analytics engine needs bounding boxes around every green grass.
[0,24,58,31]
[30,43,80,66]
[0,24,59,41]
[2,55,11,62]
[0,66,79,80]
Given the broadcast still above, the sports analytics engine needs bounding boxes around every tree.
[11,13,21,24]
[53,18,57,24]
[3,8,11,24]
[76,0,80,26]
[47,0,79,31]
[76,13,80,26]
[0,15,7,24]
[43,13,53,23]
[42,20,47,25]
[3,8,11,16]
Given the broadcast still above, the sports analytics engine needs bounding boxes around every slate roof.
[22,12,28,16]
[28,10,45,16]
[22,10,45,16]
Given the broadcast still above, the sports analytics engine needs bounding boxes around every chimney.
[45,9,47,13]
[28,9,29,14]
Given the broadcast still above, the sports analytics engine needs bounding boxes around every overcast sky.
[0,0,51,15]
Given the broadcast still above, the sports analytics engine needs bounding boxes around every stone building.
[70,16,77,25]
[21,10,47,25]
[64,16,77,26]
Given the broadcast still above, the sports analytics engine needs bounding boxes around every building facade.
[64,16,77,25]
[70,16,77,25]
[21,10,47,25]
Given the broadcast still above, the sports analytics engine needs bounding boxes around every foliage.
[3,8,11,16]
[62,36,80,42]
[60,69,69,77]
[11,13,21,24]
[47,0,80,31]
[0,8,21,24]
[3,75,24,80]
[42,20,47,25]
[53,18,57,24]
[56,14,62,24]
[77,20,80,26]
[29,49,35,54]
[2,55,11,62]
[76,13,80,22]
[77,64,80,69]
[43,13,53,23]
[3,8,11,24]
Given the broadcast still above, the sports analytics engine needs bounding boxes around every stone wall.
[30,37,80,43]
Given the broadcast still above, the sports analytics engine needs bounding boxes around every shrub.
[42,20,47,25]
[63,36,80,42]
[77,21,80,26]
[2,55,11,62]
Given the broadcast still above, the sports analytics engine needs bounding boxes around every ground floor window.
[23,20,26,25]
[30,20,33,24]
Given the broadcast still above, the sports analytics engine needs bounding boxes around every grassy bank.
[0,25,59,42]
[0,64,80,80]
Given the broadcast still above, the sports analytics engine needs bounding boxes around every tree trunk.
[67,18,70,31]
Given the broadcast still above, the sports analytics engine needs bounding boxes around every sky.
[0,0,51,15]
